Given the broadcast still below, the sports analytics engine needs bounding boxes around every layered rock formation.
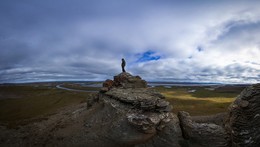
[225,83,260,146]
[87,73,260,147]
[101,72,147,92]
[85,72,184,146]
[178,83,260,147]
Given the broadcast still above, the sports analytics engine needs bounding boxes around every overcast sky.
[0,0,260,83]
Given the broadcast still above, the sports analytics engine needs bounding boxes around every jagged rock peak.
[90,72,181,146]
[101,72,147,92]
[100,72,171,112]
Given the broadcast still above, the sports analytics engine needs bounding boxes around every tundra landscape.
[0,82,246,128]
[0,73,258,146]
[0,81,244,129]
[1,0,260,146]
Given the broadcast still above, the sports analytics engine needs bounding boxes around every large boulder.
[103,79,114,89]
[225,83,260,146]
[85,89,184,146]
[178,111,230,147]
[113,72,147,88]
[100,72,147,93]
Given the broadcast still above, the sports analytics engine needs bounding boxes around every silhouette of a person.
[121,58,126,72]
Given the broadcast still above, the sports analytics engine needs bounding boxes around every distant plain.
[0,82,247,127]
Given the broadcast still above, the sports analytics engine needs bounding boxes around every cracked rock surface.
[225,83,260,146]
[88,72,183,146]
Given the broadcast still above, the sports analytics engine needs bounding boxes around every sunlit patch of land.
[153,85,246,116]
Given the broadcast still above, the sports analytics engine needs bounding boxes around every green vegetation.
[0,84,93,127]
[190,86,244,98]
[153,86,245,116]
[61,83,100,91]
[0,83,246,127]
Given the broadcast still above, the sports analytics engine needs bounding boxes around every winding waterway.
[56,84,98,93]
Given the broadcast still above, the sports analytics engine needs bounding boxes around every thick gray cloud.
[0,0,260,83]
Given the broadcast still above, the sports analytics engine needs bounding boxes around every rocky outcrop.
[89,73,260,147]
[105,88,171,112]
[177,83,260,147]
[101,72,147,93]
[225,83,260,146]
[83,72,184,146]
[87,93,183,146]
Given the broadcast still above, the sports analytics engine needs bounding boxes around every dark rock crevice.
[178,111,230,147]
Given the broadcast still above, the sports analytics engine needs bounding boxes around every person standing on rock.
[121,58,126,72]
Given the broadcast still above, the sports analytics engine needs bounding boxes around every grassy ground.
[0,83,247,127]
[153,86,245,116]
[61,83,100,91]
[0,84,93,127]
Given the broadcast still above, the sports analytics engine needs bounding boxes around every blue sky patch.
[137,51,161,62]
[197,46,203,52]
